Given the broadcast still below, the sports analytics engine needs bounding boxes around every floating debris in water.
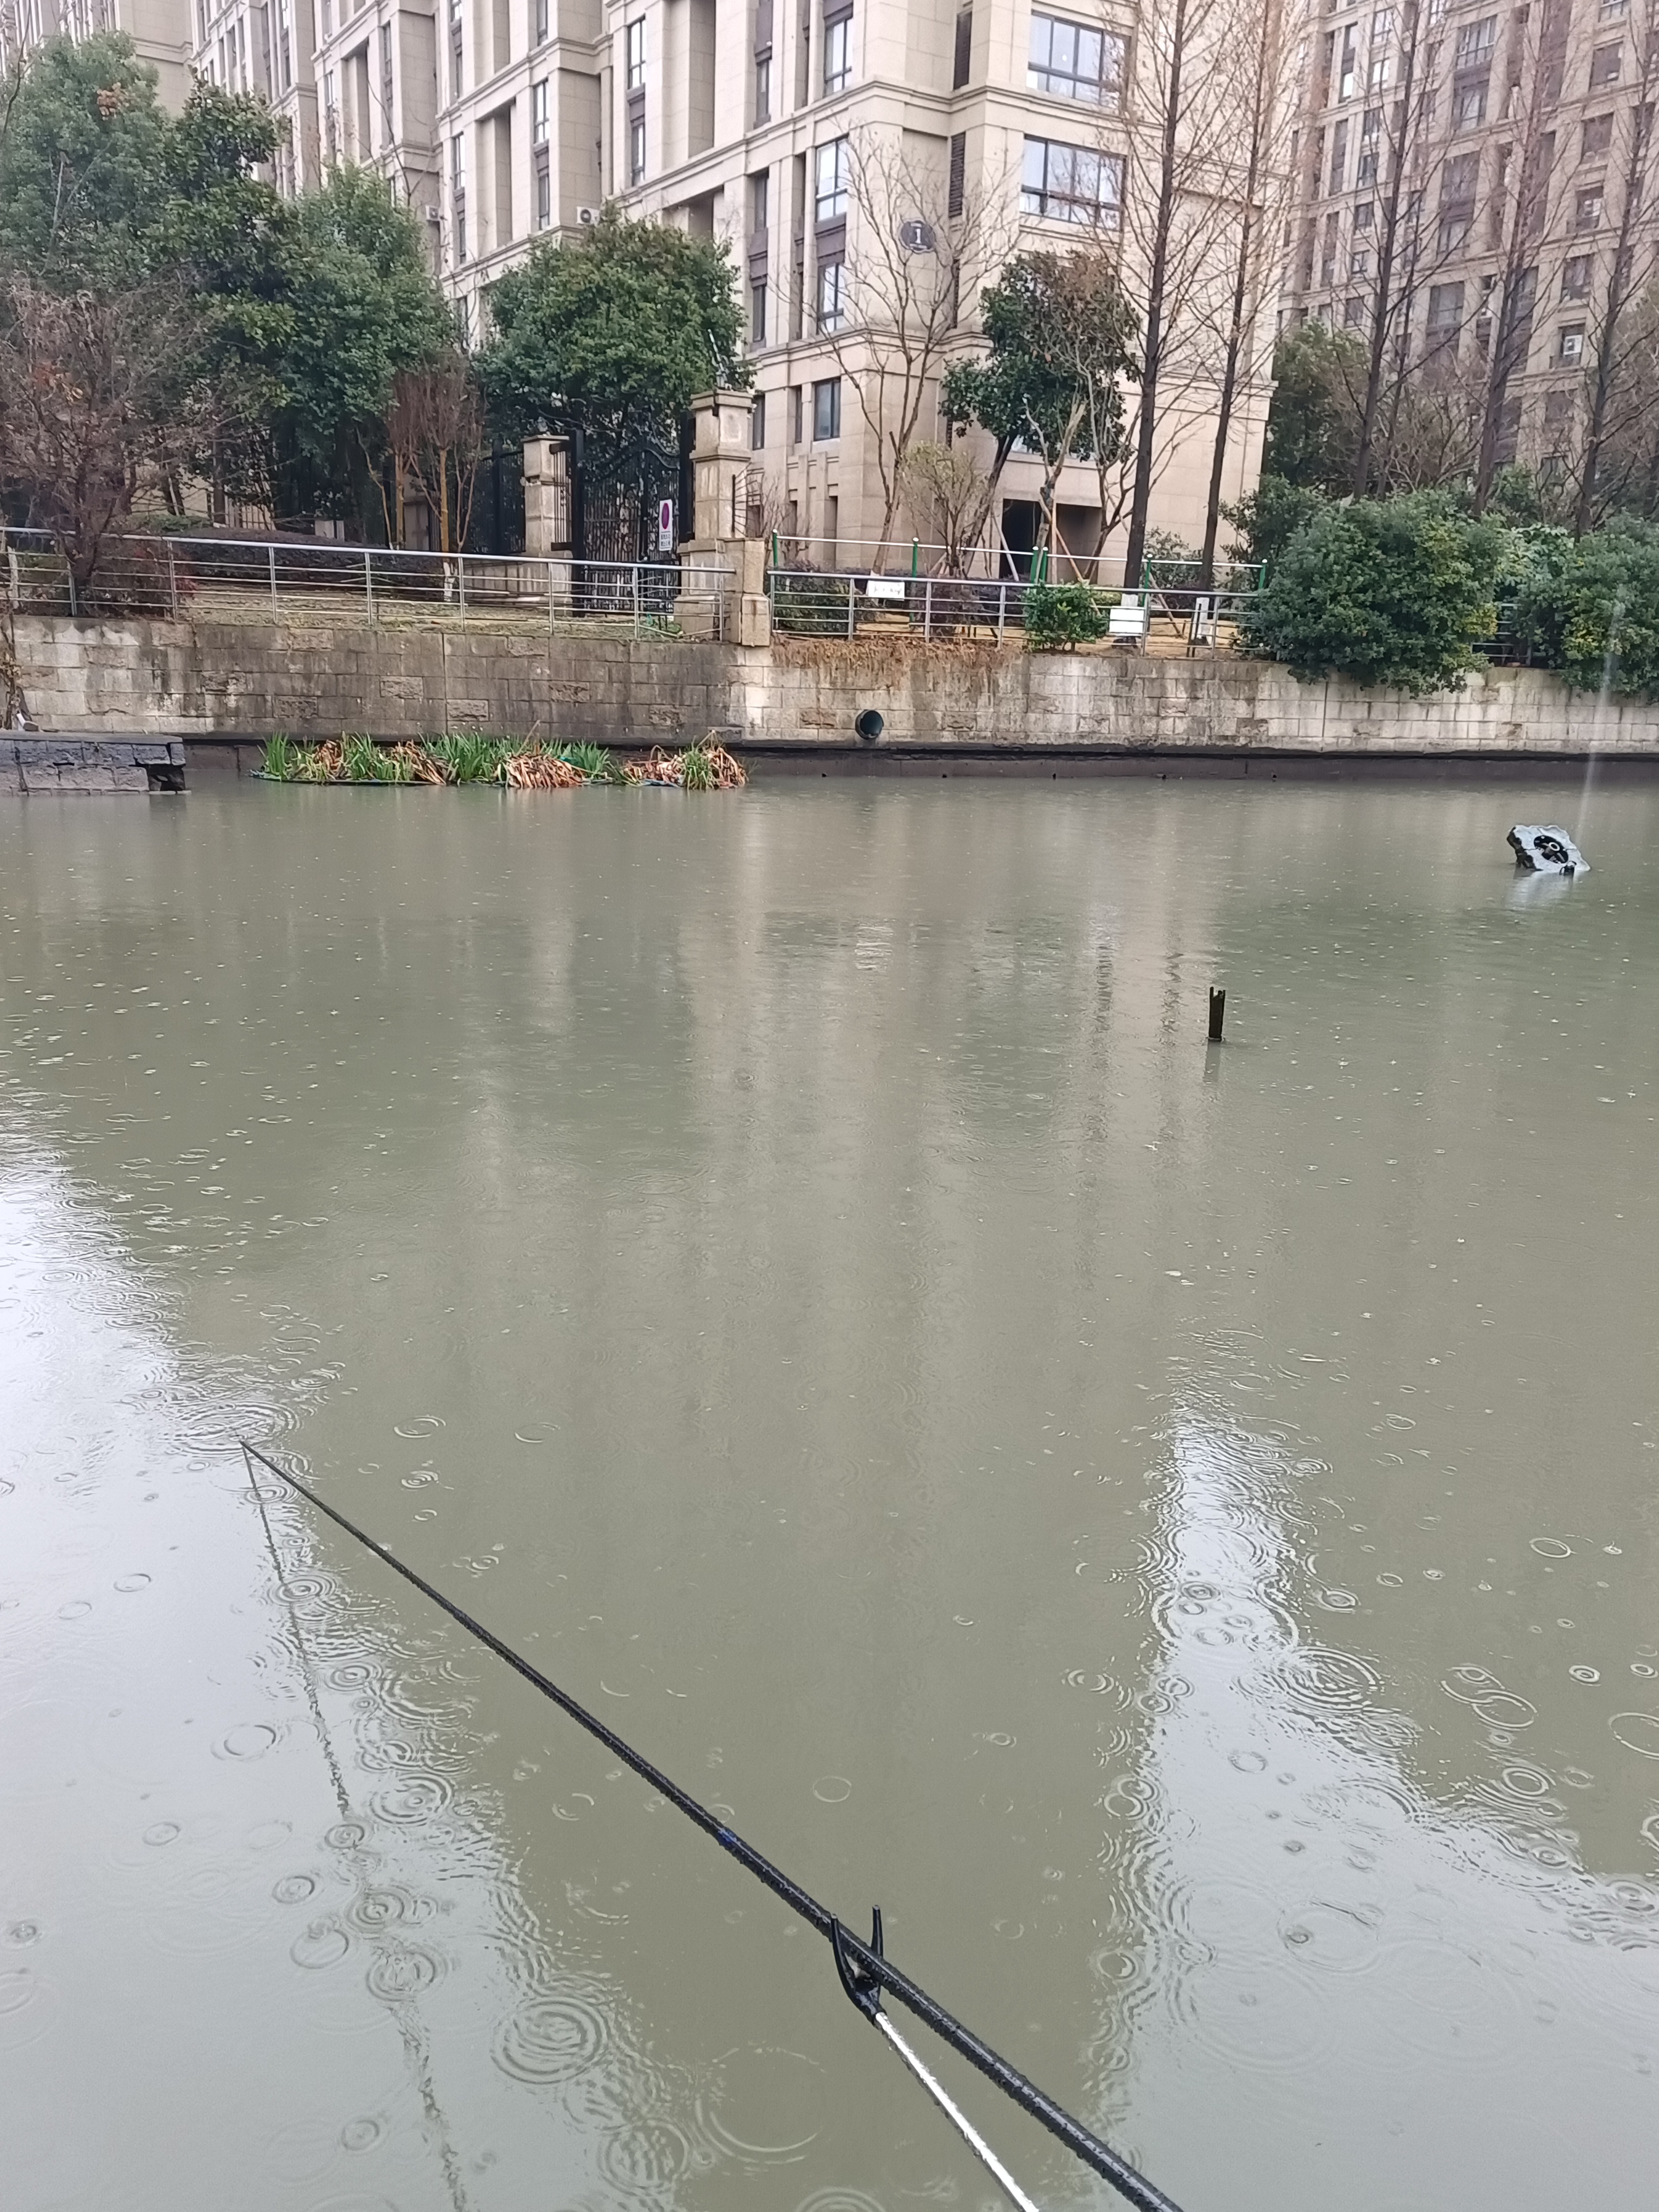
[1508,824,1588,874]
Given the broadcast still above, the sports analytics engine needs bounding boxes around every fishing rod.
[241,1440,1186,2212]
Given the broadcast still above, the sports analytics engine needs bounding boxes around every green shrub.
[770,573,853,635]
[1024,581,1108,651]
[1223,476,1330,571]
[1239,492,1509,693]
[1513,517,1659,698]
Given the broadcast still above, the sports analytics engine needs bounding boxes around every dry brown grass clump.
[505,748,585,789]
[620,737,747,789]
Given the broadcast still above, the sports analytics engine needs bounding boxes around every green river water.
[2,775,1656,2212]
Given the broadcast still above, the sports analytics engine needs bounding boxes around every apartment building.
[2,0,193,102]
[1283,0,1659,490]
[596,0,1276,566]
[435,0,605,335]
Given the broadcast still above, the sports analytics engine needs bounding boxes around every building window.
[812,376,841,439]
[953,7,972,87]
[751,392,766,449]
[823,4,851,94]
[1027,13,1125,104]
[1344,295,1365,325]
[816,256,845,329]
[534,0,548,41]
[1575,184,1604,229]
[814,137,849,219]
[1338,22,1357,97]
[531,76,549,143]
[1558,321,1585,362]
[380,24,394,144]
[1354,198,1374,229]
[751,277,768,342]
[1438,213,1471,252]
[789,384,803,443]
[626,16,645,88]
[451,134,466,260]
[1019,136,1124,227]
[1350,249,1370,276]
[754,53,771,118]
[1454,13,1498,66]
[535,147,551,227]
[629,113,646,183]
[1329,117,1348,191]
[1582,114,1614,159]
[1425,280,1464,337]
[448,0,462,97]
[948,130,966,217]
[1452,79,1488,130]
[276,0,293,89]
[1561,254,1591,297]
[1589,42,1622,86]
[1357,106,1381,185]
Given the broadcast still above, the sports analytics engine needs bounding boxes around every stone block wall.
[12,612,1659,760]
[1,736,187,793]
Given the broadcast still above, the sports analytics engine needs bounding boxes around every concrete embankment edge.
[13,616,1659,761]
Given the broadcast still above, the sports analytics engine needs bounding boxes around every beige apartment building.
[597,0,1276,567]
[1282,0,1659,493]
[1,0,193,99]
[47,0,1276,565]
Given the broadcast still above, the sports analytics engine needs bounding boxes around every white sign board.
[657,499,675,552]
[865,577,907,601]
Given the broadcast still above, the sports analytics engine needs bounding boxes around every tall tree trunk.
[1200,0,1276,585]
[1573,42,1655,536]
[1124,0,1189,589]
[1353,0,1423,495]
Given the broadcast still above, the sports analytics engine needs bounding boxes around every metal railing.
[2,528,733,640]
[766,567,1263,653]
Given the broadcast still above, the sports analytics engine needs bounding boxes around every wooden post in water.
[1207,988,1226,1042]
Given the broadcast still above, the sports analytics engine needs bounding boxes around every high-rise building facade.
[2,0,193,102]
[148,0,1280,561]
[1280,0,1659,501]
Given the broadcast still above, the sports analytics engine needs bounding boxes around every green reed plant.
[260,734,298,780]
[553,741,620,782]
[425,733,517,783]
[679,741,718,791]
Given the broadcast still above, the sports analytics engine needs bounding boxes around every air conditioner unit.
[577,205,598,224]
[422,204,441,223]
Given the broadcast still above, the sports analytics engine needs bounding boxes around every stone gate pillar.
[676,390,770,646]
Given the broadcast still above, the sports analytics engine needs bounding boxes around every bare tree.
[1573,0,1659,534]
[385,353,484,552]
[1579,280,1659,521]
[1469,0,1565,507]
[1198,0,1294,582]
[1119,0,1241,585]
[820,129,1014,561]
[898,439,995,575]
[0,281,189,591]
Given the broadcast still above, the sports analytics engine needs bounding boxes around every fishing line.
[241,1440,1187,2212]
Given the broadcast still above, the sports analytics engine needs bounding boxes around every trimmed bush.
[1240,492,1508,693]
[1024,581,1108,651]
[1513,517,1659,698]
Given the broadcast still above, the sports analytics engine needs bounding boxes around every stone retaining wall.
[13,611,1659,759]
[1,735,187,793]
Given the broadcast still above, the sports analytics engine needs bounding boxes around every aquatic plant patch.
[258,735,746,789]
